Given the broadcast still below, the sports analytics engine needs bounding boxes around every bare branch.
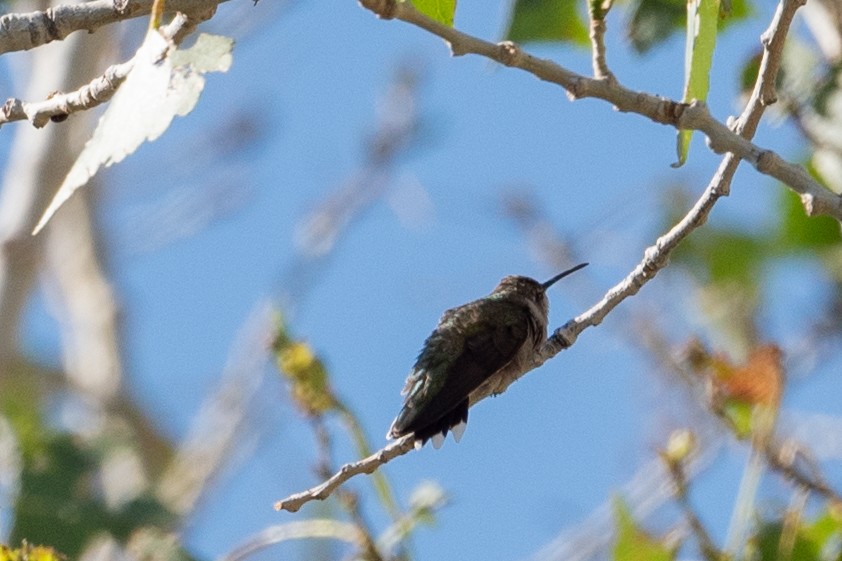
[0,10,216,129]
[587,1,615,82]
[274,435,415,513]
[763,439,842,503]
[0,0,230,55]
[359,0,839,219]
[1,60,132,128]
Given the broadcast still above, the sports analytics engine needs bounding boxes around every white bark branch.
[274,436,415,513]
[0,0,230,55]
[1,9,215,128]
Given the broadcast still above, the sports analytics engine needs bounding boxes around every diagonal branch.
[537,0,803,362]
[358,0,839,220]
[272,0,809,514]
[274,435,415,512]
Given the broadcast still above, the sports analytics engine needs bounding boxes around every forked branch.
[272,0,814,514]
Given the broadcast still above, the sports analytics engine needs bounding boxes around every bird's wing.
[389,298,534,440]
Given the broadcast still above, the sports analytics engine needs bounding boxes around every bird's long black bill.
[542,262,589,289]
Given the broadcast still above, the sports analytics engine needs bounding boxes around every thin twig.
[0,10,214,128]
[587,1,614,82]
[274,436,415,513]
[1,60,132,128]
[763,439,842,503]
[359,0,838,219]
[311,419,385,561]
[663,452,723,561]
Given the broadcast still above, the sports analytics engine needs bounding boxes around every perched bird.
[388,262,588,449]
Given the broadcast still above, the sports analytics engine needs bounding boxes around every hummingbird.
[388,262,588,449]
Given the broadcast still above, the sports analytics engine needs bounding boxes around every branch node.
[41,8,62,41]
[760,29,773,49]
[2,98,22,120]
[497,41,523,67]
[760,87,778,107]
[567,77,587,100]
[554,321,578,348]
[113,0,130,15]
[358,0,397,19]
[800,193,818,217]
[756,150,776,173]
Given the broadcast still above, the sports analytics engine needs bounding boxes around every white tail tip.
[451,420,467,443]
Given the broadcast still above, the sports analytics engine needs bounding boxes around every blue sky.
[13,0,842,560]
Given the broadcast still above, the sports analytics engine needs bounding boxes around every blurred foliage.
[8,417,176,559]
[750,507,842,561]
[271,312,338,417]
[777,185,842,251]
[1,360,179,560]
[504,0,589,45]
[669,186,842,354]
[685,341,782,439]
[0,542,63,561]
[628,0,751,53]
[612,497,676,561]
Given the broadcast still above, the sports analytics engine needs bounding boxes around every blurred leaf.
[674,0,720,168]
[629,0,752,54]
[676,227,766,286]
[714,345,783,407]
[411,0,456,26]
[4,391,175,560]
[777,189,842,251]
[0,543,64,561]
[612,497,676,561]
[739,49,762,96]
[686,342,783,439]
[271,312,337,416]
[33,32,234,234]
[801,507,842,555]
[11,430,175,558]
[751,509,842,561]
[628,0,685,53]
[505,0,589,46]
[721,400,753,438]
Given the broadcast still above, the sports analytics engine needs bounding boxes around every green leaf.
[753,518,824,561]
[613,497,676,561]
[722,399,753,439]
[411,0,456,26]
[801,508,842,552]
[674,0,720,167]
[505,0,589,46]
[33,32,234,234]
[777,189,842,251]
